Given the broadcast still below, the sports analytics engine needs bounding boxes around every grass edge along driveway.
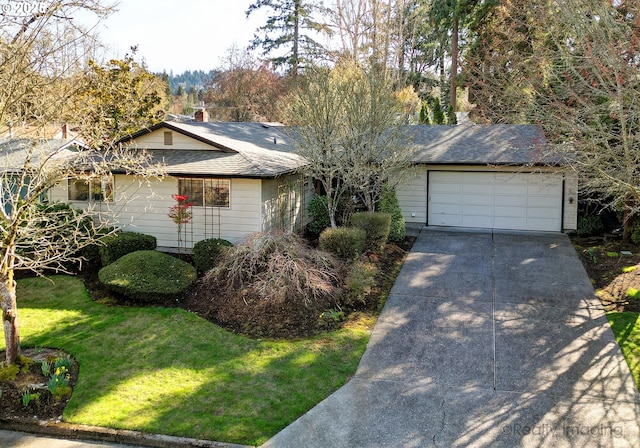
[608,311,640,392]
[1,276,373,446]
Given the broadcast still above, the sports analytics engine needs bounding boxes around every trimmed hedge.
[379,186,406,243]
[98,250,196,303]
[318,227,366,260]
[350,212,391,253]
[99,231,157,266]
[193,238,233,273]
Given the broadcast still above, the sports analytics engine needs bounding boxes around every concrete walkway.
[263,227,640,447]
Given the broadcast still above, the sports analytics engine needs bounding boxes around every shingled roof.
[409,124,559,165]
[121,121,306,178]
[0,138,86,172]
[120,122,558,178]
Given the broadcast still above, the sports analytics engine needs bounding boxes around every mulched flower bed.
[0,348,78,422]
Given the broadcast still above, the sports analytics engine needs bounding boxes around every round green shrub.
[350,211,391,253]
[99,231,157,266]
[379,186,406,243]
[577,215,604,237]
[98,250,196,303]
[318,227,366,260]
[192,238,233,273]
[306,195,331,235]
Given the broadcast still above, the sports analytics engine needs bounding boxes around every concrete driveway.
[263,227,640,447]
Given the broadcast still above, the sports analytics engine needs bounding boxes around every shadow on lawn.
[10,275,369,446]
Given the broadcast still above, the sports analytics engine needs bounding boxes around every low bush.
[350,211,391,253]
[341,260,377,307]
[379,186,406,243]
[318,227,366,260]
[194,231,343,338]
[192,238,233,273]
[98,250,196,303]
[577,215,604,237]
[99,231,157,266]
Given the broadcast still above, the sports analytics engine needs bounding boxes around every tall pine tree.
[246,0,332,75]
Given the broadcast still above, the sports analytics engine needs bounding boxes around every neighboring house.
[398,124,578,233]
[49,118,311,248]
[1,137,87,213]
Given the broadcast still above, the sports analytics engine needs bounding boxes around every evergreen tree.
[246,0,332,75]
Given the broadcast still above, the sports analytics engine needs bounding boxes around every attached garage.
[397,124,578,233]
[428,171,563,232]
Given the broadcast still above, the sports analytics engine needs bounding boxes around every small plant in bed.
[99,250,197,303]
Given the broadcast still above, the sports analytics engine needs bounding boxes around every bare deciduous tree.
[283,61,416,227]
[203,46,287,122]
[0,1,165,365]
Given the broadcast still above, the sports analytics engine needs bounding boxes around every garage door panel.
[430,183,462,194]
[494,217,527,229]
[462,195,494,206]
[496,196,525,207]
[495,184,527,195]
[463,205,494,216]
[428,171,562,232]
[528,196,561,207]
[460,171,493,185]
[430,203,462,215]
[463,184,494,194]
[430,212,462,226]
[462,215,493,228]
[495,206,526,218]
[526,218,559,231]
[431,193,462,204]
[528,207,561,219]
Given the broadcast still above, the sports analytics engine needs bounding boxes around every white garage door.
[428,171,563,232]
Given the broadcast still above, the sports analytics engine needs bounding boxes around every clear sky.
[88,0,267,74]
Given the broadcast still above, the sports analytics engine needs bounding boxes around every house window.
[178,178,230,207]
[68,176,114,202]
[164,131,173,145]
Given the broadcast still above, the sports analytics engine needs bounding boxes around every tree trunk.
[292,0,300,77]
[1,271,20,365]
[449,16,459,112]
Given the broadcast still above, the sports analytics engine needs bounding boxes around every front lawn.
[607,312,640,390]
[1,275,373,446]
[572,236,640,391]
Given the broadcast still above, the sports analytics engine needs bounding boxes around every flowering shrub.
[168,194,193,252]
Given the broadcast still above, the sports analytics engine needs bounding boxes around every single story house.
[45,120,576,249]
[398,124,577,233]
[48,118,312,248]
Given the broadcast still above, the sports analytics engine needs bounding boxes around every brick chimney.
[61,123,68,139]
[194,108,209,123]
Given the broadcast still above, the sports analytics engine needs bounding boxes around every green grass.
[607,312,640,391]
[1,276,373,446]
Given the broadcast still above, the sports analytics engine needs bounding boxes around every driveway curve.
[263,227,640,448]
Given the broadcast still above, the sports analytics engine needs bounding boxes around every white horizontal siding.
[396,170,427,224]
[261,174,309,233]
[126,129,218,150]
[51,175,263,247]
[563,172,578,231]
